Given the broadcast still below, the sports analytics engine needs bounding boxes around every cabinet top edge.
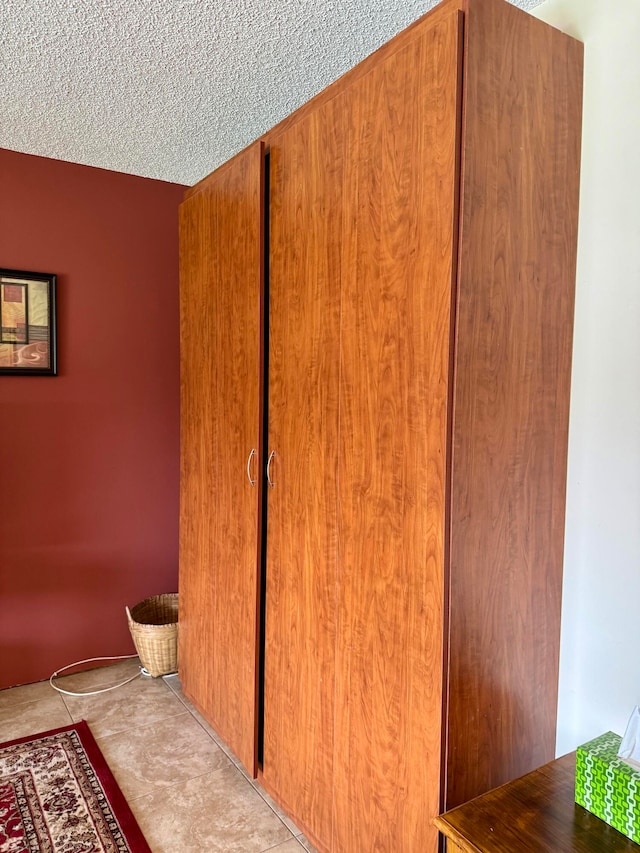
[183,0,464,201]
[183,0,583,202]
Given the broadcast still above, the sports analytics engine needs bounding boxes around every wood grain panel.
[445,0,583,809]
[179,142,264,774]
[261,98,345,850]
[179,185,219,728]
[333,13,462,853]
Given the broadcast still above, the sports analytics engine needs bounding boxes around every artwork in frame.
[0,268,57,375]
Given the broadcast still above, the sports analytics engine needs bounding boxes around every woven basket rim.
[126,593,179,677]
[128,593,178,627]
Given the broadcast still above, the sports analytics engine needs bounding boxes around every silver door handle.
[246,448,256,486]
[266,450,276,488]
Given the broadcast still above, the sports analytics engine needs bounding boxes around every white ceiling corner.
[0,0,545,187]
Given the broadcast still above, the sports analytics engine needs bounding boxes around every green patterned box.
[575,731,640,843]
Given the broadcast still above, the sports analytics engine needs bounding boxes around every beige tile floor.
[0,658,318,853]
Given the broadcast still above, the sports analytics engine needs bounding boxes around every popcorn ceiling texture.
[0,0,543,187]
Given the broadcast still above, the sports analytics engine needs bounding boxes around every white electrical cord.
[49,654,152,697]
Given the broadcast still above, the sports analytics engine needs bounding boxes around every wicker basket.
[126,593,179,677]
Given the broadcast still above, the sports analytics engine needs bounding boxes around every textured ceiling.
[0,0,544,187]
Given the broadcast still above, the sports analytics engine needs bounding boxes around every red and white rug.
[0,720,151,852]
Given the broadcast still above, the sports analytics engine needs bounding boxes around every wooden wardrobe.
[178,0,583,851]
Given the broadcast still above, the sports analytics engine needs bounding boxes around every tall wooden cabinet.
[179,0,583,851]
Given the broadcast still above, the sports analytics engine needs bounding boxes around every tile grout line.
[2,664,315,851]
[161,677,309,842]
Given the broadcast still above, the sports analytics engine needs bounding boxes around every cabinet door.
[179,142,264,774]
[334,12,462,852]
[262,98,346,847]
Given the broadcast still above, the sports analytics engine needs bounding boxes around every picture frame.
[0,268,57,375]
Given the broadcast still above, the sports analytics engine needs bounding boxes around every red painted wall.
[0,148,186,689]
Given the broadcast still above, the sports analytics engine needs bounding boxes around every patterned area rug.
[0,721,151,852]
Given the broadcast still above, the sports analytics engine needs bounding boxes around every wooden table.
[434,752,640,852]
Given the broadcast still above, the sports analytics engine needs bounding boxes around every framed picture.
[0,268,57,375]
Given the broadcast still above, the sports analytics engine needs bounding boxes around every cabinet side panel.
[334,13,462,852]
[262,99,345,849]
[179,143,263,774]
[447,0,583,808]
